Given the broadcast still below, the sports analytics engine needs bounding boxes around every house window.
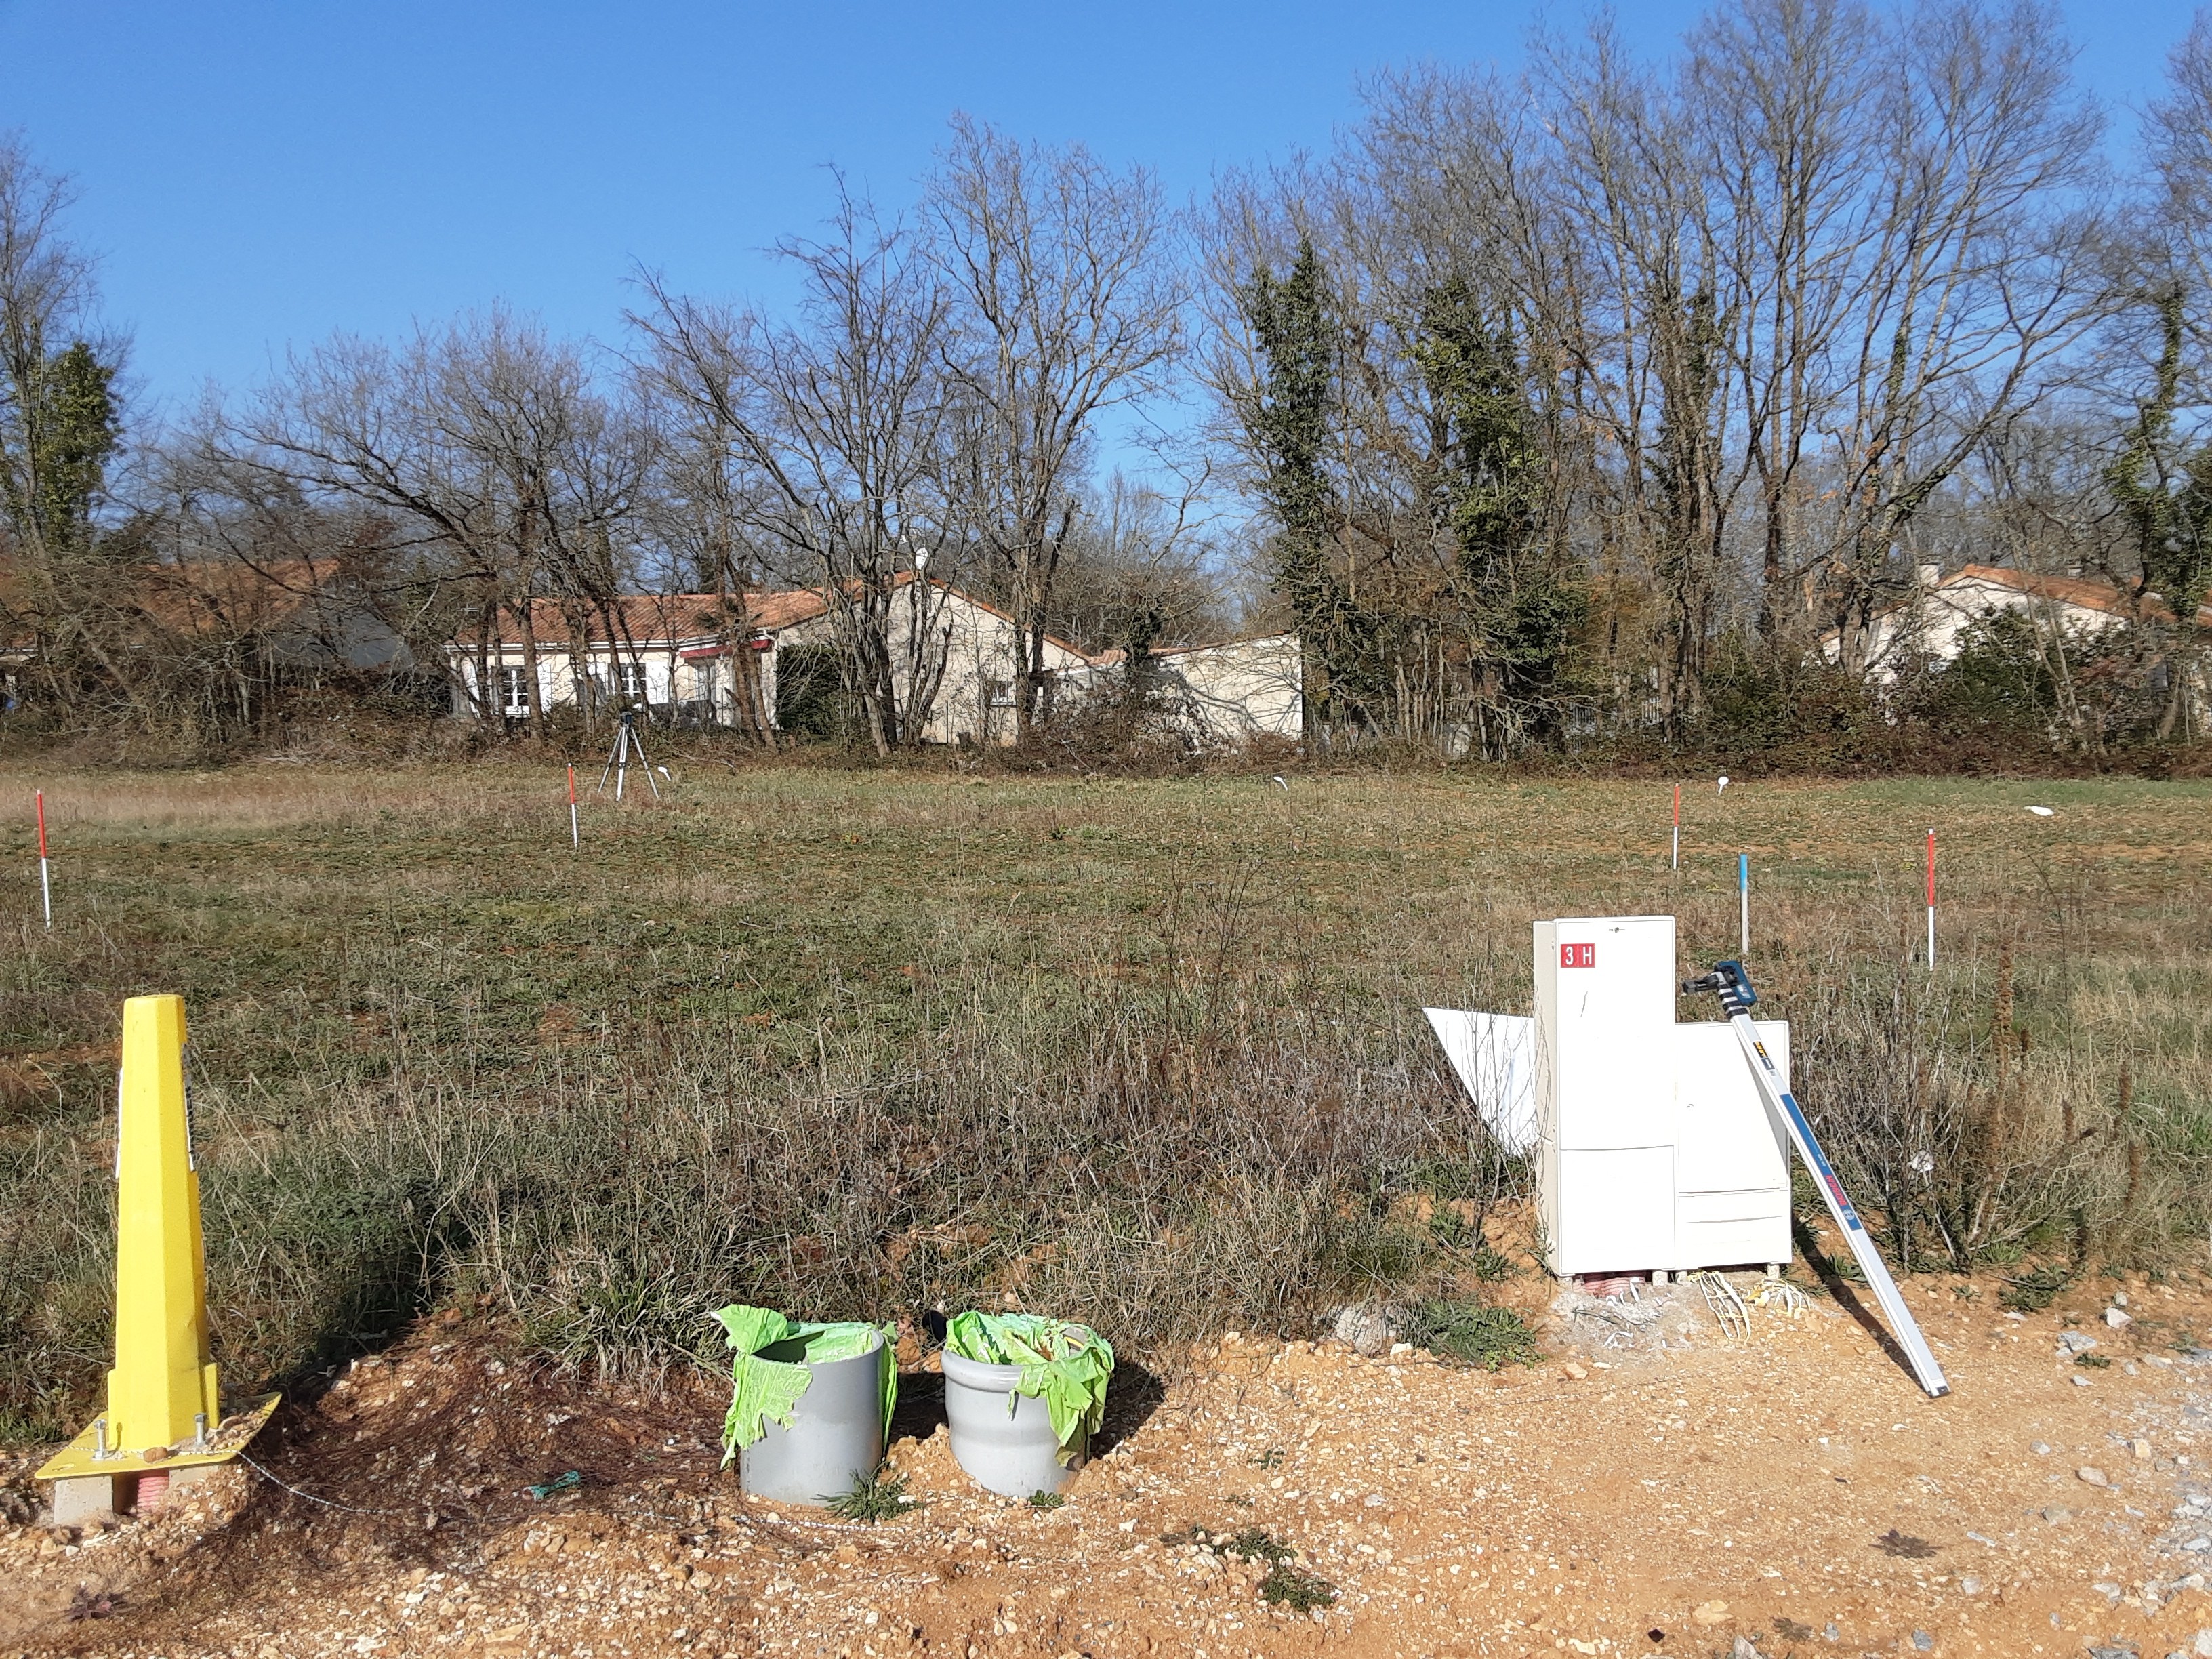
[987,678,1015,711]
[615,661,648,703]
[498,666,530,717]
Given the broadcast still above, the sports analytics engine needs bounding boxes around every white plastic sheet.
[1422,1008,1536,1154]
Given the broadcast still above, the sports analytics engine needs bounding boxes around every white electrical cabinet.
[1425,914,1790,1278]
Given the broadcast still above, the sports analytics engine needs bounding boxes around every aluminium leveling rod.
[568,764,580,851]
[1682,958,1950,1399]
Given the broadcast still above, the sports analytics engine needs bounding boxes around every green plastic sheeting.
[714,1305,895,1465]
[945,1311,1114,1462]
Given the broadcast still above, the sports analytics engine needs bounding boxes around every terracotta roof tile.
[1947,563,2212,630]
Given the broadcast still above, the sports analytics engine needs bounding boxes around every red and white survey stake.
[567,764,579,851]
[1925,827,1936,972]
[1671,782,1681,871]
[35,789,51,928]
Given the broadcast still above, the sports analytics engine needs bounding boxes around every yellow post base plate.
[35,1392,281,1484]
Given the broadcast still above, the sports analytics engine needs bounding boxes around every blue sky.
[0,0,2203,423]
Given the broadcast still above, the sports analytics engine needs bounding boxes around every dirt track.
[6,1269,2212,1659]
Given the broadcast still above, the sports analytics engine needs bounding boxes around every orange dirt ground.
[5,1268,2212,1659]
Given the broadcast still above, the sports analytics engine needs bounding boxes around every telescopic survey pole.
[1682,959,1950,1398]
[35,790,51,928]
[1738,853,1749,953]
[568,764,580,850]
[1925,829,1936,972]
[1672,783,1681,871]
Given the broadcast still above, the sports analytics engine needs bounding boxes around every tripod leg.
[615,726,629,801]
[636,721,662,798]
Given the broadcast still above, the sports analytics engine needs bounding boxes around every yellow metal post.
[107,994,219,1453]
[38,996,276,1517]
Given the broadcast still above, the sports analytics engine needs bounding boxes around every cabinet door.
[1536,915,1676,1151]
[1551,1145,1675,1275]
[1673,1021,1791,1270]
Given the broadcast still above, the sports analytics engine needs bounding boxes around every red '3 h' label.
[1559,942,1596,968]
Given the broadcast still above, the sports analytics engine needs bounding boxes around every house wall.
[1845,577,2123,682]
[441,587,1299,748]
[769,588,1092,745]
[447,643,716,720]
[1152,636,1303,745]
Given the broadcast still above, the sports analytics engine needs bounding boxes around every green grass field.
[3,762,2207,1441]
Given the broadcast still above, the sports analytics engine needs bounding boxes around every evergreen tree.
[0,339,120,562]
[28,340,119,554]
[1244,239,1387,735]
[2106,285,2212,740]
[1416,276,1584,748]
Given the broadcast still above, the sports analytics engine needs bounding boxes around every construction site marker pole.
[36,789,51,928]
[1671,783,1681,871]
[1925,828,1936,972]
[35,996,279,1517]
[1683,961,1950,1398]
[568,765,579,851]
[1738,853,1748,953]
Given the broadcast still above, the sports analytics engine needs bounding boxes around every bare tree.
[1685,0,2106,663]
[1044,472,1223,656]
[226,310,653,731]
[926,116,1187,737]
[632,186,960,755]
[1200,0,2113,754]
[2145,9,2212,354]
[635,394,777,742]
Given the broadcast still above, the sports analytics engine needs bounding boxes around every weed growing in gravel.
[2075,1351,2112,1368]
[1161,1525,1286,1561]
[1404,1300,1540,1370]
[1026,1490,1064,1510]
[2002,1264,2074,1311]
[828,1467,916,1523]
[1258,1561,1337,1611]
[1162,1523,1334,1605]
[1217,1528,1293,1563]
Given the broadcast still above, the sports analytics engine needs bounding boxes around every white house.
[682,576,1101,745]
[1145,634,1304,746]
[447,578,1308,748]
[1834,562,2212,680]
[446,594,742,722]
[449,579,1097,743]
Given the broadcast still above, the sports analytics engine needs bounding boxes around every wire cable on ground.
[236,1450,421,1517]
[1689,1271,1750,1339]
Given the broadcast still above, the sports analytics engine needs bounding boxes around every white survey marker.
[1428,915,1949,1399]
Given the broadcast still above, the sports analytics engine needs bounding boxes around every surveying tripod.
[595,708,661,801]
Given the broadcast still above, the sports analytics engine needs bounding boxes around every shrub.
[1403,1300,1540,1370]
